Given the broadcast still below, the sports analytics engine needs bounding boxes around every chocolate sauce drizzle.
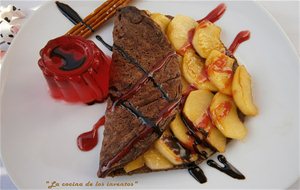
[120,101,162,136]
[175,139,191,162]
[56,1,115,54]
[55,1,94,32]
[111,51,176,109]
[50,46,86,71]
[162,133,191,162]
[187,162,207,184]
[207,155,245,179]
[180,112,212,159]
[96,35,113,51]
[113,44,172,102]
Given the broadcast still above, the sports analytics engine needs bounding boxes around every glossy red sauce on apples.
[214,101,232,120]
[183,136,196,150]
[197,68,209,83]
[196,111,211,130]
[77,116,105,151]
[207,54,233,75]
[229,30,251,54]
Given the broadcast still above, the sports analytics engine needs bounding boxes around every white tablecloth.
[0,1,299,189]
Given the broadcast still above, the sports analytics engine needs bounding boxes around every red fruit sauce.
[77,116,105,151]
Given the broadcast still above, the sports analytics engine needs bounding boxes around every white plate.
[1,0,299,189]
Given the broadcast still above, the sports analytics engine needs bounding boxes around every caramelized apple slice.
[167,15,198,51]
[182,49,217,91]
[232,65,258,116]
[177,55,191,94]
[183,89,214,128]
[205,50,235,95]
[192,20,225,58]
[183,90,226,152]
[210,92,247,140]
[170,114,194,150]
[150,13,171,33]
[155,130,183,165]
[143,147,173,170]
[207,127,226,152]
[155,129,198,165]
[124,155,144,173]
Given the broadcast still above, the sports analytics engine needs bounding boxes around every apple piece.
[155,129,198,165]
[123,155,145,173]
[178,55,193,94]
[150,13,171,33]
[177,55,196,95]
[232,65,258,116]
[167,15,198,51]
[179,54,197,95]
[182,49,217,91]
[183,89,214,129]
[183,89,226,152]
[143,147,173,170]
[206,127,226,152]
[210,92,247,140]
[154,130,183,165]
[205,50,235,95]
[170,113,194,150]
[192,20,225,58]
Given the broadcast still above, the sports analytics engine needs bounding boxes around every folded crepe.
[98,6,214,178]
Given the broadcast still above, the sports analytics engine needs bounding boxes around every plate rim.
[1,0,299,189]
